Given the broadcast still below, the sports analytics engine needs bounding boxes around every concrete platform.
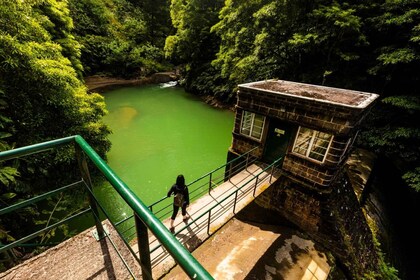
[0,220,142,280]
[161,218,331,280]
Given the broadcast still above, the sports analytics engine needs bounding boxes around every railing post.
[245,153,250,169]
[270,164,275,184]
[207,210,211,235]
[75,145,105,240]
[135,214,152,280]
[253,176,259,197]
[233,191,238,214]
[208,173,212,194]
[228,162,232,180]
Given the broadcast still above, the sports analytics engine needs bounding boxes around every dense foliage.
[0,0,111,173]
[165,0,420,192]
[68,0,172,77]
[0,0,111,267]
[165,0,226,97]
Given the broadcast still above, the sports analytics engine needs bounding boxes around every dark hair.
[176,174,185,186]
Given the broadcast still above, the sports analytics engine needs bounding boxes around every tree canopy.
[0,0,111,265]
[68,0,172,77]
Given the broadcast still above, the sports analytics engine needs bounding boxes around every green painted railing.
[115,146,259,235]
[113,146,282,267]
[148,154,282,257]
[0,135,213,280]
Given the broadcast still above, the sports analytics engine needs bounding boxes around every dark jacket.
[167,184,190,206]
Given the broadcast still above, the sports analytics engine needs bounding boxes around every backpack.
[174,192,184,207]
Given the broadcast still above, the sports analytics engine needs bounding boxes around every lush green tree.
[68,0,171,77]
[165,0,226,98]
[0,88,18,199]
[365,0,420,95]
[0,0,111,184]
[211,0,371,96]
[357,0,420,192]
[170,0,420,192]
[130,0,172,45]
[0,0,111,268]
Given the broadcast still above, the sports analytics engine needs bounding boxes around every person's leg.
[181,205,188,222]
[170,205,179,232]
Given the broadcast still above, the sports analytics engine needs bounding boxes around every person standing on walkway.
[167,174,190,233]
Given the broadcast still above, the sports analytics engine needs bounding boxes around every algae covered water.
[95,84,234,223]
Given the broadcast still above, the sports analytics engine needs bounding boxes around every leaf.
[402,167,420,192]
[377,48,416,65]
[1,192,17,200]
[0,166,19,186]
[382,96,420,111]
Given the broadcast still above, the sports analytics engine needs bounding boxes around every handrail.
[150,156,283,254]
[140,148,259,222]
[0,208,91,253]
[146,146,258,210]
[0,180,83,216]
[187,146,258,186]
[113,148,259,231]
[0,135,75,161]
[74,135,212,279]
[0,135,213,280]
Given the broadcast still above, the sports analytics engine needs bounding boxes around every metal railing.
[147,155,283,264]
[112,146,282,269]
[114,147,259,242]
[0,135,213,280]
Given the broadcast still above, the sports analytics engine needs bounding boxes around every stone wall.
[255,172,379,278]
[233,105,356,190]
[237,87,372,136]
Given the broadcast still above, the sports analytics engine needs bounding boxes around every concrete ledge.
[0,220,141,280]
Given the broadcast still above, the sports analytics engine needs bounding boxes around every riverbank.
[84,74,235,111]
[84,72,178,93]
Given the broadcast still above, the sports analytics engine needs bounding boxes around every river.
[93,84,234,224]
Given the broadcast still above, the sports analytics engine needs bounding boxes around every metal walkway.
[136,162,281,278]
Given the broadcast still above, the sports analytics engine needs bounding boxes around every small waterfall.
[159,81,178,88]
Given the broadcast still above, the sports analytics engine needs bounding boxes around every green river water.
[94,84,234,224]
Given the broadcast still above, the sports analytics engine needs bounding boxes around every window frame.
[239,111,266,141]
[292,126,333,163]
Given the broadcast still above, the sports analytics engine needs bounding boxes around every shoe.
[183,216,189,223]
[170,227,175,234]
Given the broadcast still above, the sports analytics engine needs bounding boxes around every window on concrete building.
[302,259,329,280]
[293,127,333,163]
[240,111,265,141]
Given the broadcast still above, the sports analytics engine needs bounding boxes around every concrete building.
[228,79,379,191]
[227,79,381,278]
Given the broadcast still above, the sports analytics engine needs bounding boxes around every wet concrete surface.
[161,218,331,280]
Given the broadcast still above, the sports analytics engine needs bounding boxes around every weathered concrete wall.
[237,87,372,136]
[232,106,355,190]
[232,85,378,190]
[255,172,378,279]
